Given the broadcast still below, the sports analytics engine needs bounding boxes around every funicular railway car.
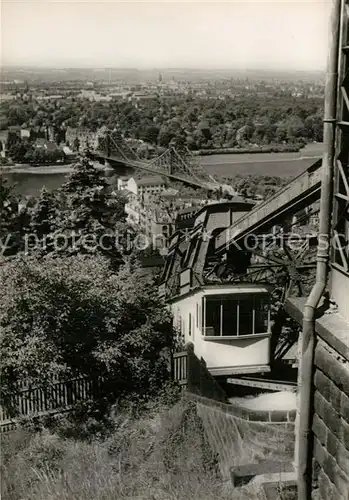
[162,200,275,377]
[169,283,272,376]
[161,164,322,381]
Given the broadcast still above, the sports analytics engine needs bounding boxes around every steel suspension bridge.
[89,131,229,192]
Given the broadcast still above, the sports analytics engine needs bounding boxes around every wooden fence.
[0,375,102,431]
[173,351,188,387]
[1,349,226,431]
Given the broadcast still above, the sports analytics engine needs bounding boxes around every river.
[1,143,323,198]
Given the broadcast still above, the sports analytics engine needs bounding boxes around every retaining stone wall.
[184,393,295,480]
[312,339,349,500]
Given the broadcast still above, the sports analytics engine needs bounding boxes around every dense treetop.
[1,88,324,152]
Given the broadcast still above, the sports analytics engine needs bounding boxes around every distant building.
[175,207,198,232]
[109,92,130,101]
[77,90,111,102]
[131,92,158,102]
[138,203,174,249]
[124,198,141,226]
[117,176,138,196]
[0,93,16,102]
[118,175,205,252]
[118,174,168,197]
[20,129,31,139]
[65,127,98,151]
[36,95,64,101]
[62,145,78,161]
[137,175,168,197]
[34,138,59,151]
[7,126,22,145]
[7,126,21,137]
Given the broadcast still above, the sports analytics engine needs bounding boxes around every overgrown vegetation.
[0,159,297,500]
[1,397,236,500]
[0,161,176,419]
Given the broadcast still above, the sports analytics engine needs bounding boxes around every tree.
[1,161,130,261]
[0,255,175,415]
[59,158,126,225]
[158,125,174,148]
[73,137,80,151]
[30,187,60,241]
[142,125,159,144]
[304,114,323,142]
[236,124,254,145]
[197,120,212,145]
[35,159,129,264]
[0,176,31,256]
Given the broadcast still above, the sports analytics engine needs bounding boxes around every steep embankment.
[184,393,296,480]
[2,395,295,500]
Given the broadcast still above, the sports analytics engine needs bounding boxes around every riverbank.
[193,144,304,156]
[192,142,323,157]
[1,164,73,174]
[1,161,110,175]
[1,142,323,197]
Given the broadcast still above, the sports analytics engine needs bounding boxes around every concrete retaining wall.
[184,393,295,480]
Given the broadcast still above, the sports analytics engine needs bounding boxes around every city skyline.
[1,1,331,71]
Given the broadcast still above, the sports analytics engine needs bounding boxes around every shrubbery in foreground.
[0,254,176,418]
[1,397,248,500]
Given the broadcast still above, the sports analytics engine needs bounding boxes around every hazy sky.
[1,0,332,70]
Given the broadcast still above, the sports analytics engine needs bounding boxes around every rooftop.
[137,175,167,187]
[177,206,198,216]
[34,138,59,151]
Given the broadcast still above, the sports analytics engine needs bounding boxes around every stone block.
[313,456,321,483]
[329,359,349,398]
[337,443,349,477]
[323,453,338,485]
[340,417,349,451]
[342,392,349,423]
[318,470,345,500]
[313,366,344,415]
[315,343,349,397]
[313,437,326,467]
[333,464,349,499]
[311,488,320,500]
[330,380,343,414]
[313,413,327,446]
[332,487,347,500]
[327,427,340,459]
[314,391,341,440]
[315,369,332,402]
[318,469,334,500]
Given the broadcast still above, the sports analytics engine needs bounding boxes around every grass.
[1,398,271,500]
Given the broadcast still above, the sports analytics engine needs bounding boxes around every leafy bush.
[0,255,176,417]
